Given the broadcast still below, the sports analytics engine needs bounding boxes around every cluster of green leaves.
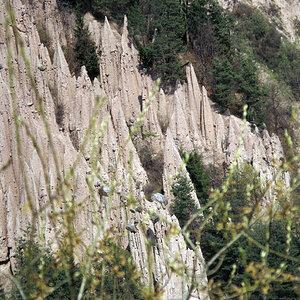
[211,56,268,125]
[171,152,211,239]
[7,232,144,299]
[94,241,144,299]
[222,162,263,223]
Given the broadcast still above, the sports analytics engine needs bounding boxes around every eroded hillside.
[0,0,295,299]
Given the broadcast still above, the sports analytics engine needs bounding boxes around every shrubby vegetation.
[201,219,300,299]
[8,231,82,299]
[222,162,263,223]
[185,152,211,207]
[7,231,144,299]
[171,151,300,299]
[234,4,300,101]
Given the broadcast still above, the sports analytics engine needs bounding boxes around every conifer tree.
[211,57,236,109]
[92,0,130,20]
[149,0,186,82]
[236,57,268,124]
[186,152,210,206]
[171,175,198,228]
[74,13,100,80]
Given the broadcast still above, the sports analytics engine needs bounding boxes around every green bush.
[223,163,263,223]
[201,220,300,300]
[8,231,82,299]
[211,54,268,125]
[94,241,144,299]
[235,57,268,125]
[7,233,144,300]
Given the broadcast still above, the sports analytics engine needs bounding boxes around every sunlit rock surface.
[0,0,290,298]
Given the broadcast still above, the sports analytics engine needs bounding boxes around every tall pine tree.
[142,0,186,82]
[74,13,100,80]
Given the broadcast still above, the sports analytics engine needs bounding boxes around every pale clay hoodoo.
[0,0,290,299]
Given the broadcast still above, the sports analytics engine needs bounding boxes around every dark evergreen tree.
[92,0,131,20]
[127,2,147,44]
[185,152,210,206]
[207,0,233,55]
[149,0,186,82]
[211,57,236,109]
[235,57,268,124]
[74,13,100,80]
[171,175,198,228]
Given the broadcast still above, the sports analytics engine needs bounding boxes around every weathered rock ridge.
[0,0,289,298]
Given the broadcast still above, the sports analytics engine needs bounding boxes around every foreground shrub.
[93,241,144,299]
[8,233,144,300]
[8,232,82,299]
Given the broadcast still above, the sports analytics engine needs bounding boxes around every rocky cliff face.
[0,0,290,298]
